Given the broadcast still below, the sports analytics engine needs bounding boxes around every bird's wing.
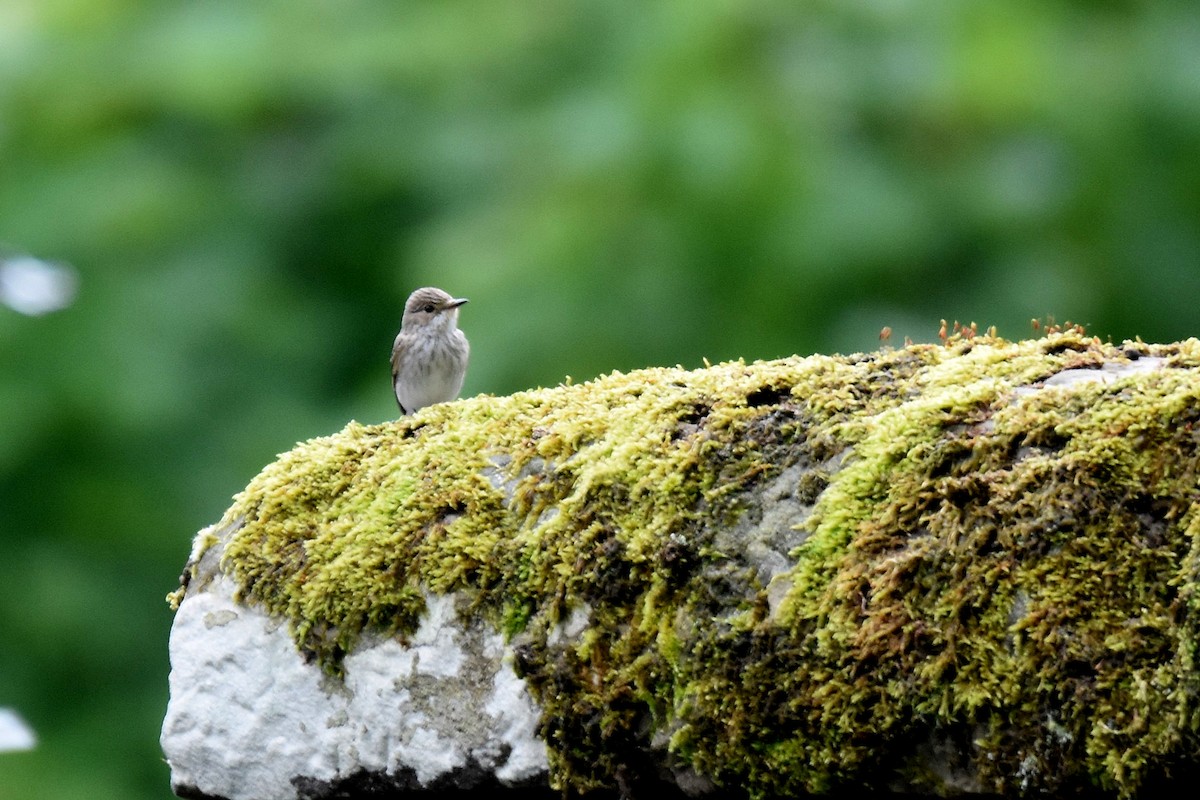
[389,332,403,382]
[390,333,409,414]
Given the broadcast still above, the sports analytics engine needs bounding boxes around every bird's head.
[402,287,468,332]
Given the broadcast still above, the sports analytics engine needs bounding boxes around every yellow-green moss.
[172,332,1200,797]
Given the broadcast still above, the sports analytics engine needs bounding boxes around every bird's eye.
[423,304,436,313]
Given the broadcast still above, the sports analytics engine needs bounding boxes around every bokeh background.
[2,1,1199,797]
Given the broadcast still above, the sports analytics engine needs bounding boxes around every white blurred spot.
[0,255,78,316]
[0,708,36,752]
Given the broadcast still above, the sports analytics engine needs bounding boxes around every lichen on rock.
[169,331,1200,798]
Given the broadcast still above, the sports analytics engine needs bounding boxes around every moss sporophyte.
[171,332,1200,797]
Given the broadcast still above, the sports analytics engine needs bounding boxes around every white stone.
[1016,356,1166,397]
[486,654,549,783]
[161,570,548,800]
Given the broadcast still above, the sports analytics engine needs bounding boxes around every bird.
[390,287,470,415]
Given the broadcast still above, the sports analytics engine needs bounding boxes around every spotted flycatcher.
[390,287,470,415]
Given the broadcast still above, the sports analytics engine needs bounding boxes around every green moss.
[173,332,1200,797]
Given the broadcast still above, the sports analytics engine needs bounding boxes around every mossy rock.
[171,331,1200,798]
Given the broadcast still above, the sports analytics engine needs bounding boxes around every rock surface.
[163,333,1200,798]
[163,526,548,800]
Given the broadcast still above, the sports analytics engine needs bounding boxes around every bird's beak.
[446,298,469,309]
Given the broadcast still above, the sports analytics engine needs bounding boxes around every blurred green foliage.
[1,1,1198,797]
